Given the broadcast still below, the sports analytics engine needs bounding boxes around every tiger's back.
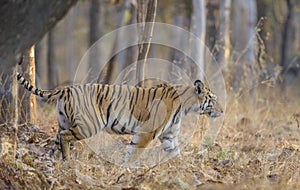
[59,83,181,136]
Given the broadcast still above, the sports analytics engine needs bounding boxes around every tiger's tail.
[17,72,61,100]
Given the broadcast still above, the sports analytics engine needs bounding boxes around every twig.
[115,173,125,184]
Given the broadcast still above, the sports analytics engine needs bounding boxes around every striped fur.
[17,73,223,162]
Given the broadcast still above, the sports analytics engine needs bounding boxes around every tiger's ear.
[194,80,204,94]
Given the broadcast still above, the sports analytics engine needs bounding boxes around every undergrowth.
[0,85,299,189]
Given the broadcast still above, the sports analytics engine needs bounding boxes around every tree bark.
[0,0,77,119]
[47,30,59,89]
[88,0,103,82]
[124,2,138,70]
[89,0,102,47]
[217,0,231,69]
[18,46,37,124]
[97,0,135,84]
[0,0,78,72]
[136,0,157,87]
[34,41,43,89]
[206,0,218,51]
[29,47,37,124]
[191,0,206,80]
[280,0,298,87]
[169,1,191,80]
[12,67,18,163]
[66,7,78,83]
[232,0,257,91]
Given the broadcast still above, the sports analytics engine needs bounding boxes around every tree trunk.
[281,0,298,87]
[0,0,77,162]
[206,0,218,51]
[12,67,19,163]
[89,0,102,47]
[0,0,78,72]
[88,0,103,82]
[169,1,191,81]
[0,0,77,121]
[34,42,43,88]
[47,30,58,89]
[136,0,157,87]
[66,6,78,83]
[29,48,37,124]
[18,46,37,124]
[123,2,138,70]
[106,1,131,84]
[217,0,231,69]
[232,0,257,91]
[191,0,206,80]
[97,0,135,84]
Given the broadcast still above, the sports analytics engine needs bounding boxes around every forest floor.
[0,88,300,190]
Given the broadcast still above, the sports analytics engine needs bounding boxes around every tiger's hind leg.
[59,130,76,161]
[123,109,175,167]
[49,132,63,160]
[59,130,74,160]
[158,135,180,163]
[124,132,154,166]
[59,126,84,161]
[55,101,85,160]
[49,129,74,160]
[159,118,181,157]
[159,134,180,154]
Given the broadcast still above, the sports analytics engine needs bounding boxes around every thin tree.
[66,6,78,82]
[191,0,206,80]
[28,47,37,124]
[206,0,218,50]
[34,42,43,88]
[168,1,192,83]
[18,46,37,124]
[232,0,257,92]
[47,29,59,89]
[280,0,298,87]
[11,66,19,163]
[97,0,135,84]
[217,0,231,69]
[123,1,138,70]
[89,0,103,82]
[135,0,157,87]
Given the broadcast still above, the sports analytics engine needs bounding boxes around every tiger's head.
[188,80,223,118]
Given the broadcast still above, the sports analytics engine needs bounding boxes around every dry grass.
[0,86,300,190]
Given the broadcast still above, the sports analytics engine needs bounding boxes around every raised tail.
[17,72,61,100]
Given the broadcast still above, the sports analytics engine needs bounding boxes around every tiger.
[17,73,223,164]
